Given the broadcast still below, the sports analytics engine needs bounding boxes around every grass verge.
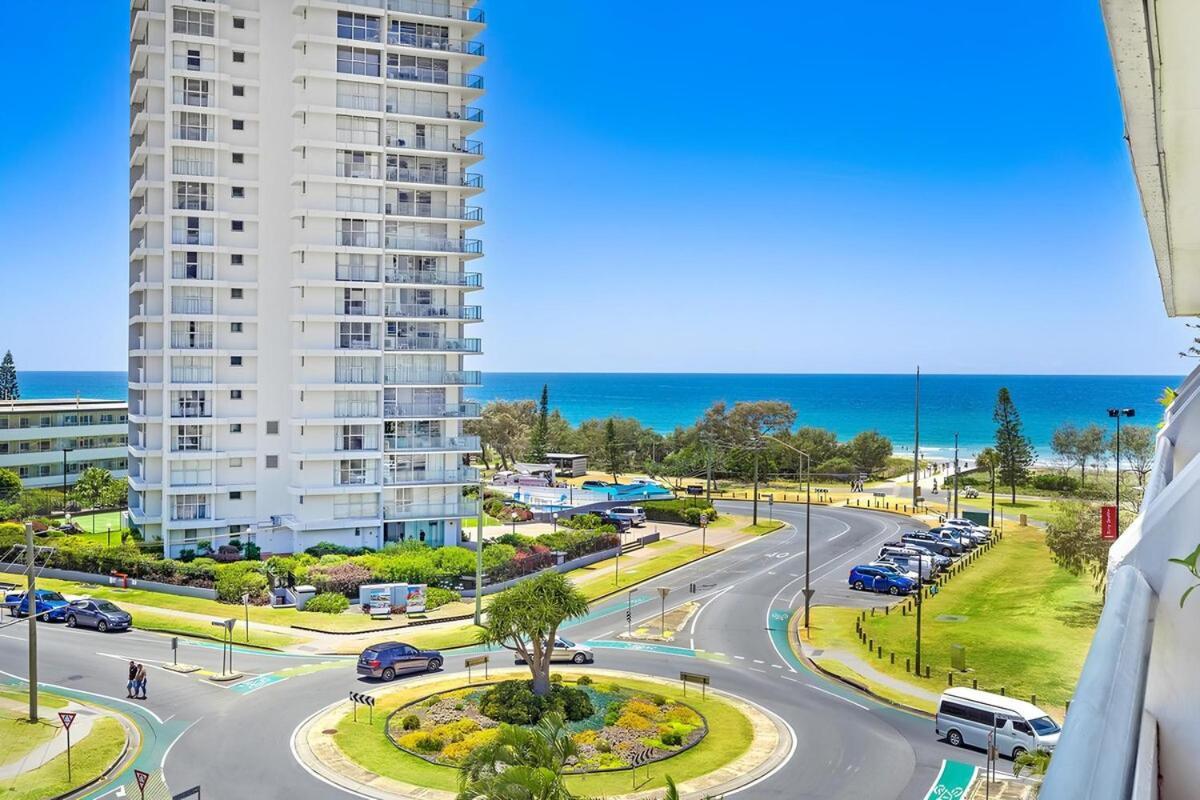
[568,542,715,602]
[807,526,1097,715]
[331,673,754,796]
[0,716,125,800]
[0,711,60,768]
[128,608,303,649]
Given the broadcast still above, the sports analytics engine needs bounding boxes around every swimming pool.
[580,481,674,500]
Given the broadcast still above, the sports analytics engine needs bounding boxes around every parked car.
[596,512,632,533]
[941,524,989,546]
[930,526,978,549]
[356,641,444,681]
[936,687,1061,759]
[65,598,132,632]
[902,531,963,557]
[514,637,595,665]
[605,506,646,527]
[876,554,933,582]
[878,545,941,574]
[3,589,70,621]
[881,542,952,570]
[848,565,916,595]
[869,560,920,583]
[945,518,993,539]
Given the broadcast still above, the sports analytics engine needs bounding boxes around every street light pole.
[952,432,959,518]
[1107,408,1135,528]
[25,522,38,723]
[763,435,813,629]
[474,475,484,626]
[912,367,920,508]
[61,445,74,512]
[915,552,923,676]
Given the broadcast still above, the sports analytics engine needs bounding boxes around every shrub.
[214,564,268,603]
[616,711,655,731]
[426,587,461,610]
[304,592,349,614]
[642,498,717,525]
[397,731,443,754]
[178,548,196,563]
[664,705,701,726]
[660,730,683,746]
[441,729,499,763]
[243,542,261,561]
[481,543,517,571]
[308,561,372,596]
[401,714,420,731]
[495,532,534,549]
[576,675,593,686]
[305,541,372,558]
[1030,473,1080,493]
[623,699,659,718]
[550,673,563,684]
[430,719,479,743]
[478,680,594,725]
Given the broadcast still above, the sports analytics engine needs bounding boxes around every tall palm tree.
[457,713,578,800]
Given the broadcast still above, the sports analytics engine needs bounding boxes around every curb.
[289,612,475,635]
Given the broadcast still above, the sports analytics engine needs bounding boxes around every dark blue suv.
[849,565,917,595]
[357,641,444,681]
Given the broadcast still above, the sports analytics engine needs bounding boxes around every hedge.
[642,498,718,525]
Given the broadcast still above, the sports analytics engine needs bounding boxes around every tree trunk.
[1080,461,1086,488]
[531,660,551,696]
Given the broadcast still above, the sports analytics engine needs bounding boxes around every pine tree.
[993,387,1035,502]
[603,418,626,483]
[0,351,18,401]
[528,384,550,462]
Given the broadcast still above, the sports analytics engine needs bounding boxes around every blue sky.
[0,1,1190,374]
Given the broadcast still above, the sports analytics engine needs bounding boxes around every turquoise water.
[17,370,1183,455]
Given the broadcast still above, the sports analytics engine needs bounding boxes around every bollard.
[1000,687,1006,696]
[1066,700,1071,714]
[871,607,875,617]
[885,605,889,615]
[948,672,953,686]
[902,606,907,616]
[877,646,882,659]
[973,679,978,690]
[906,657,911,673]
[925,665,930,679]
[1031,694,1037,706]
[869,639,874,651]
[890,652,895,665]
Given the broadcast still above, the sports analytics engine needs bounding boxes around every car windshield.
[41,592,66,602]
[558,638,575,648]
[1029,716,1060,735]
[95,601,121,612]
[361,650,379,660]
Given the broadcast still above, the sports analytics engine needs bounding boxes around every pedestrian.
[126,660,137,698]
[135,662,147,700]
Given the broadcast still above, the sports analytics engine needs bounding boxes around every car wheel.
[889,586,900,596]
[947,729,963,747]
[66,615,77,628]
[427,658,442,672]
[853,580,865,591]
[381,667,396,682]
[98,620,108,633]
[941,548,952,557]
[1012,746,1027,760]
[572,652,586,664]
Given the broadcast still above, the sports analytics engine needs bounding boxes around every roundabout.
[293,668,791,799]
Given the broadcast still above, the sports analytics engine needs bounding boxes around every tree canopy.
[0,351,18,401]
[993,388,1035,502]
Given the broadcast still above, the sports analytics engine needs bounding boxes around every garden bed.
[385,678,707,772]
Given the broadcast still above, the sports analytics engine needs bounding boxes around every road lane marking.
[734,655,745,660]
[753,659,764,664]
[806,683,870,711]
[749,667,766,673]
[771,664,783,669]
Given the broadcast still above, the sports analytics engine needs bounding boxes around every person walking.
[134,663,147,700]
[126,660,137,698]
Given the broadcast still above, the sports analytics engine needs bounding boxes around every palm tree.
[457,713,578,800]
[1012,748,1052,796]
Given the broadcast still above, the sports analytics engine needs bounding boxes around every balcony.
[386,31,484,57]
[385,134,482,156]
[336,197,382,214]
[334,402,380,418]
[172,230,215,246]
[335,470,379,487]
[383,401,481,419]
[171,439,213,453]
[335,369,382,385]
[384,102,483,123]
[384,434,479,452]
[384,467,479,486]
[342,0,484,23]
[384,202,483,222]
[338,231,381,248]
[382,502,474,521]
[336,163,381,180]
[383,369,481,386]
[337,94,381,112]
[171,506,211,521]
[170,368,214,383]
[383,236,482,255]
[170,333,214,349]
[384,268,481,288]
[171,297,214,314]
[174,196,214,212]
[336,301,382,316]
[383,303,482,321]
[385,66,484,90]
[173,157,216,177]
[173,90,211,108]
[173,55,216,72]
[384,168,482,188]
[384,336,480,353]
[174,125,214,142]
[171,406,212,419]
[337,337,380,350]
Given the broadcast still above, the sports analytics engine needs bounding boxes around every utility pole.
[752,447,760,526]
[803,452,813,630]
[953,432,959,518]
[912,367,920,508]
[26,522,38,723]
[474,475,485,626]
[1107,408,1135,528]
[915,552,923,676]
[704,442,713,504]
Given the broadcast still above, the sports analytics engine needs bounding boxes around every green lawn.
[332,674,753,796]
[0,711,59,768]
[129,608,304,650]
[808,526,1098,714]
[64,510,129,537]
[567,542,714,601]
[0,716,126,800]
[0,689,68,709]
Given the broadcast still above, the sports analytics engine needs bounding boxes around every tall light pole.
[25,522,38,723]
[912,367,920,508]
[915,548,924,676]
[474,474,485,626]
[764,435,813,629]
[1107,408,1135,527]
[952,432,959,518]
[61,444,74,512]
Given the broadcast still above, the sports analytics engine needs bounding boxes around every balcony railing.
[171,333,214,349]
[384,202,483,222]
[384,467,479,486]
[335,369,382,384]
[171,439,213,452]
[173,55,216,72]
[335,470,379,486]
[337,338,380,350]
[130,101,146,125]
[173,90,211,107]
[170,368,214,383]
[384,336,481,352]
[384,168,482,188]
[384,369,481,385]
[336,163,381,180]
[336,197,382,214]
[172,230,215,246]
[171,406,212,418]
[384,269,481,288]
[385,66,483,90]
[338,232,381,248]
[386,31,484,56]
[337,94,381,112]
[384,102,483,123]
[171,297,214,314]
[172,263,215,280]
[171,506,211,521]
[384,434,480,452]
[383,303,481,320]
[336,302,382,316]
[383,236,482,254]
[173,157,216,177]
[174,125,214,142]
[174,196,214,211]
[334,402,380,417]
[385,134,482,156]
[382,502,474,520]
[345,0,484,23]
[384,401,481,419]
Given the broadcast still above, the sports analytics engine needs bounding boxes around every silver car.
[514,637,594,665]
[606,506,646,527]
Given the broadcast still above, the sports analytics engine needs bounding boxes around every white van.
[935,687,1061,759]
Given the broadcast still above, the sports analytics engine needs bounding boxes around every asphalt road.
[0,502,985,800]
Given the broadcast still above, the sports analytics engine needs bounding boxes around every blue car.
[4,589,71,621]
[849,565,917,596]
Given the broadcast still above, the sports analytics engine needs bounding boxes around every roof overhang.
[1101,0,1200,316]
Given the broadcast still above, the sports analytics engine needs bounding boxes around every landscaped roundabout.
[293,668,792,799]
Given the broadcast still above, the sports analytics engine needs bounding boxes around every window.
[340,424,367,451]
[231,187,244,198]
[265,455,279,469]
[266,421,279,435]
[229,491,242,500]
[232,119,244,131]
[232,153,244,164]
[337,46,380,77]
[174,425,209,451]
[230,423,242,433]
[337,11,380,42]
[231,254,244,265]
[233,51,245,63]
[232,85,245,97]
[231,322,243,333]
[172,494,209,521]
[338,459,370,485]
[178,77,210,107]
[231,220,244,232]
[337,80,378,111]
[231,288,244,299]
[176,111,211,141]
[336,253,380,281]
[336,115,380,146]
[335,494,376,519]
[230,356,243,366]
[233,17,245,29]
[231,389,243,399]
[174,181,211,211]
[229,457,243,467]
[173,8,214,37]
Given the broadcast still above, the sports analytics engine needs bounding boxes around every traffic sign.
[135,769,151,798]
[58,711,77,730]
[657,586,670,600]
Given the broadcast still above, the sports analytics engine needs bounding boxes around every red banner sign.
[1101,505,1119,541]
[58,711,76,730]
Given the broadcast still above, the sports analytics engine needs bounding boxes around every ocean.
[16,370,1182,458]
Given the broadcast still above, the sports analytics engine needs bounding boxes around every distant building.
[545,453,588,478]
[0,399,129,489]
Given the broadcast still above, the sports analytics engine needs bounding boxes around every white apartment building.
[128,0,485,557]
[0,400,128,490]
